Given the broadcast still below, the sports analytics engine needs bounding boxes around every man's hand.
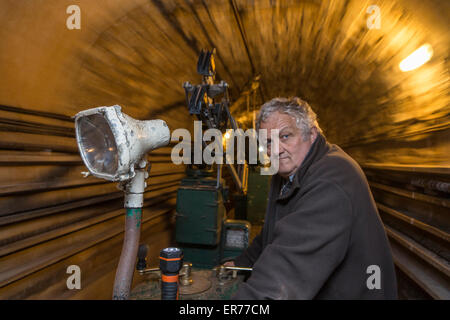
[223,260,235,267]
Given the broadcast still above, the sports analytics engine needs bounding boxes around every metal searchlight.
[75,105,170,182]
[74,105,171,300]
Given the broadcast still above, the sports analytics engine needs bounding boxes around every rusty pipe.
[112,164,147,300]
[113,208,142,300]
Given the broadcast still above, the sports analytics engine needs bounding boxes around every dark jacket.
[233,132,397,299]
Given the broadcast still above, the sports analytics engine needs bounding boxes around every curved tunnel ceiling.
[0,0,449,165]
[0,0,448,300]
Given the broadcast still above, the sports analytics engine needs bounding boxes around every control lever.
[221,266,253,272]
[136,244,149,271]
[137,244,161,275]
[215,265,253,281]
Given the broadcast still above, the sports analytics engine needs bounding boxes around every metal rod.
[225,159,243,191]
[223,266,253,272]
[138,267,161,275]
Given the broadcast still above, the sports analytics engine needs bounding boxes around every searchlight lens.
[77,114,119,176]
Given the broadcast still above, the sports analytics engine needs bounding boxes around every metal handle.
[222,266,253,272]
[215,265,253,281]
[138,267,161,275]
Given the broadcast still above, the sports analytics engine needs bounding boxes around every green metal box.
[175,181,225,246]
[181,246,221,269]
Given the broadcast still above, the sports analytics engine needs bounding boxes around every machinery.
[74,50,268,300]
[130,49,258,299]
[174,166,251,269]
[176,49,252,269]
[132,243,252,300]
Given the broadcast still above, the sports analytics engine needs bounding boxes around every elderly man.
[229,97,397,299]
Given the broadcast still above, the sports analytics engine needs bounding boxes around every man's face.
[260,112,317,178]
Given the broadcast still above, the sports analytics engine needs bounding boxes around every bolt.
[139,160,147,169]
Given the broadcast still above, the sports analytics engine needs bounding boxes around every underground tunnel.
[0,0,448,300]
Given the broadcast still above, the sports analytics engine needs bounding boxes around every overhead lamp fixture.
[399,43,433,72]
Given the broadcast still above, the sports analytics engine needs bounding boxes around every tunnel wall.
[0,104,182,299]
[0,0,448,299]
[0,0,188,299]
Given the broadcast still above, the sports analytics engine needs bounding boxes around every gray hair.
[256,97,323,141]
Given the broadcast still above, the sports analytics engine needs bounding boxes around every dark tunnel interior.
[0,0,448,300]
